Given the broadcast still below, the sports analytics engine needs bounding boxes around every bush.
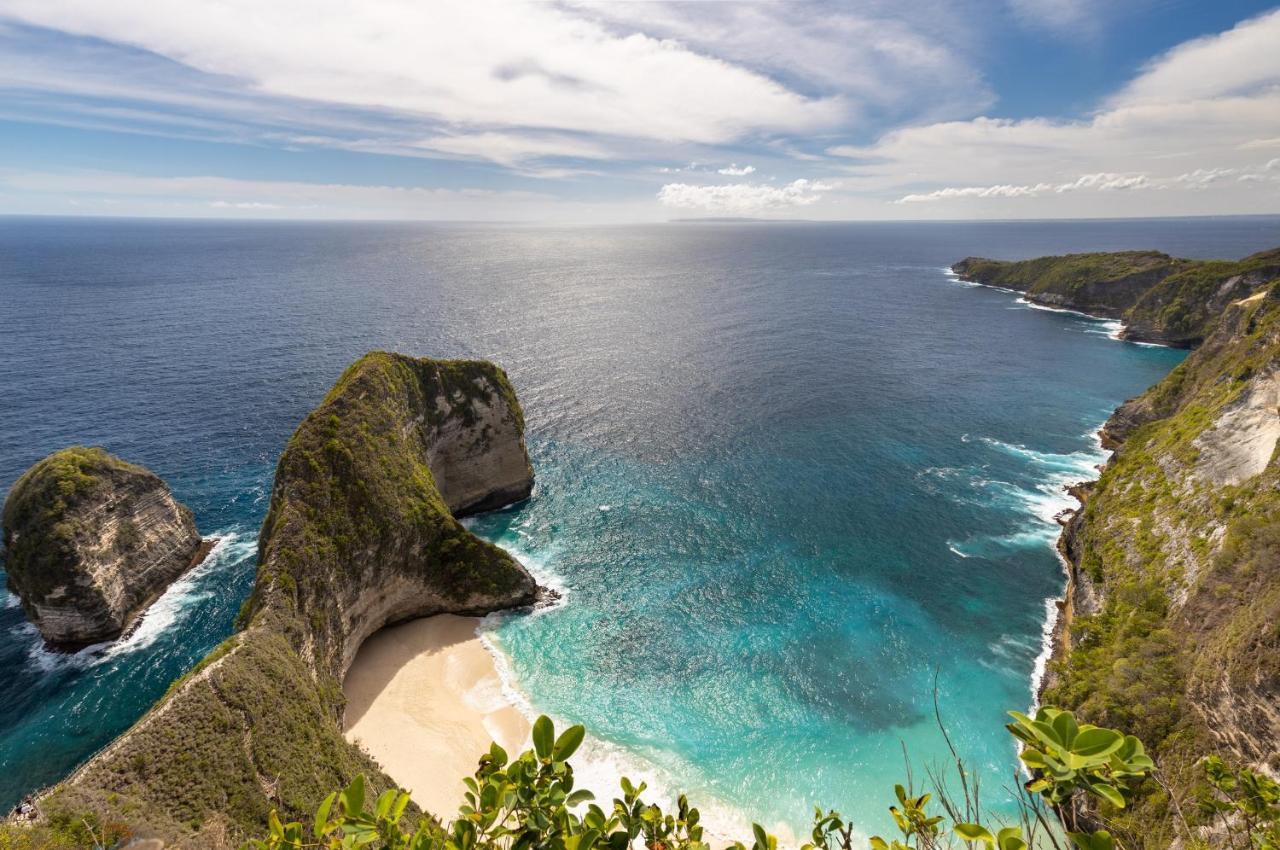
[243,708,1165,850]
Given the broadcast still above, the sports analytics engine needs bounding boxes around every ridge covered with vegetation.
[2,353,538,848]
[955,245,1280,845]
[953,248,1280,346]
[2,446,207,647]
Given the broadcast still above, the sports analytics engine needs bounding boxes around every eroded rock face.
[1041,284,1280,844]
[33,353,539,846]
[251,352,539,679]
[953,248,1280,347]
[2,447,208,648]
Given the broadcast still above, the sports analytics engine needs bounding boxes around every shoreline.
[941,268,1121,708]
[942,266,1174,349]
[343,614,532,819]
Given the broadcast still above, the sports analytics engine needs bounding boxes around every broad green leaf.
[997,826,1027,850]
[533,715,555,761]
[1068,830,1114,850]
[375,788,397,819]
[554,725,587,762]
[953,823,994,843]
[392,791,411,822]
[314,791,336,838]
[342,774,365,817]
[567,789,595,807]
[1052,712,1079,748]
[1071,728,1124,761]
[1087,781,1126,809]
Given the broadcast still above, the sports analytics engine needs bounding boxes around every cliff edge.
[24,352,538,847]
[954,247,1280,347]
[1038,276,1280,845]
[2,447,210,648]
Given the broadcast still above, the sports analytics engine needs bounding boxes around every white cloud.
[1005,0,1100,34]
[717,164,756,176]
[570,1,992,124]
[210,200,283,209]
[0,170,579,220]
[1113,9,1280,106]
[897,172,1150,203]
[0,0,842,152]
[829,8,1280,216]
[657,179,833,215]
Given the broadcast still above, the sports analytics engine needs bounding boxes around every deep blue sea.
[2,216,1277,838]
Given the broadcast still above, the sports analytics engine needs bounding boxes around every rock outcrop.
[22,352,539,847]
[2,446,211,648]
[1028,268,1280,846]
[953,247,1280,347]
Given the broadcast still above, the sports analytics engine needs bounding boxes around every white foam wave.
[1083,319,1126,341]
[489,538,570,614]
[948,527,1057,560]
[474,537,773,844]
[966,425,1115,719]
[2,589,20,609]
[476,624,767,845]
[1029,595,1063,712]
[23,530,257,674]
[941,268,1176,349]
[939,267,984,288]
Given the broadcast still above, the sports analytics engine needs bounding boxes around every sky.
[0,0,1278,222]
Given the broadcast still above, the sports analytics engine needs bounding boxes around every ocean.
[2,215,1277,837]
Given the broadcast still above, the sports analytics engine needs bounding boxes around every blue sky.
[0,0,1278,221]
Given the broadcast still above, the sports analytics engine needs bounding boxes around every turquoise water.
[3,216,1276,835]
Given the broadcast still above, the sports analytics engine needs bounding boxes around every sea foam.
[22,530,257,674]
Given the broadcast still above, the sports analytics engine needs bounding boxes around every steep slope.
[22,353,539,848]
[953,248,1280,346]
[1046,284,1280,845]
[2,447,210,648]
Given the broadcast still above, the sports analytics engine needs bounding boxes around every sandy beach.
[343,614,531,819]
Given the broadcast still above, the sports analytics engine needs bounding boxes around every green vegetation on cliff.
[11,353,538,848]
[3,446,204,647]
[3,447,158,599]
[953,247,1280,346]
[1044,283,1280,846]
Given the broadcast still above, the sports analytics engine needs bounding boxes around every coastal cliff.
[2,447,210,648]
[996,252,1280,846]
[22,353,538,847]
[954,248,1280,347]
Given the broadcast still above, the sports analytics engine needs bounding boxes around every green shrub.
[243,709,1154,850]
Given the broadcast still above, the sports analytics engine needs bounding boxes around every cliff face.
[953,248,1280,347]
[1043,285,1280,846]
[2,447,207,648]
[32,353,538,847]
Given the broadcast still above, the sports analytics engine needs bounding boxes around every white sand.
[343,615,531,819]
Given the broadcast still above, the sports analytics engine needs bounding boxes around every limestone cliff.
[954,247,1280,347]
[1040,281,1280,846]
[25,353,539,847]
[2,447,210,648]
